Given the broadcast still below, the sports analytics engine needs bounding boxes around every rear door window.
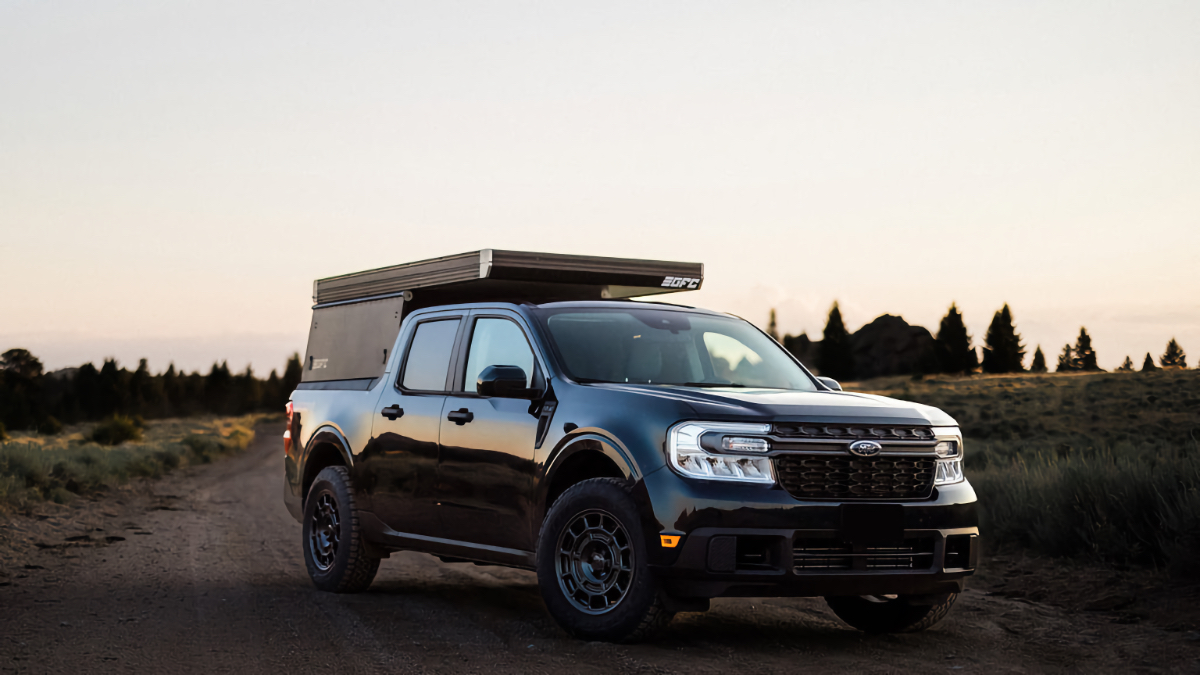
[400,319,461,391]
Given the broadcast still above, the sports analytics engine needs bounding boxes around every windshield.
[533,306,817,390]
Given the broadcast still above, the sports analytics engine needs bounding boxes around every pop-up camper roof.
[312,249,703,307]
[302,250,703,385]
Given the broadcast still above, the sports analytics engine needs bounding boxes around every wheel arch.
[540,433,641,517]
[301,426,354,504]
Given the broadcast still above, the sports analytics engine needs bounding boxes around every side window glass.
[401,319,461,391]
[464,318,535,390]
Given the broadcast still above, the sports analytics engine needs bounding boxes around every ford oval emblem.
[848,440,883,457]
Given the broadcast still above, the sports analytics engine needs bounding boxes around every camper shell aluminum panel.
[312,250,703,306]
[301,249,702,384]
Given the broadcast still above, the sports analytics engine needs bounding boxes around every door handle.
[380,405,404,421]
[447,408,474,425]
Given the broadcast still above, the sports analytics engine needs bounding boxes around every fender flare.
[299,425,354,498]
[540,430,643,498]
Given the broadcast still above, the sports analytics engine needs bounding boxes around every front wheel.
[825,593,958,633]
[536,478,674,643]
[302,466,380,593]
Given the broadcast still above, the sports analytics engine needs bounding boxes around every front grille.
[774,454,937,500]
[772,424,934,441]
[793,538,936,571]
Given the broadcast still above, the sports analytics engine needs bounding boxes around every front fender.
[543,430,642,484]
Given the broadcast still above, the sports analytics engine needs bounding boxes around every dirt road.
[2,422,1196,674]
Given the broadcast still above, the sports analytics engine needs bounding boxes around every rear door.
[436,310,544,551]
[365,312,465,536]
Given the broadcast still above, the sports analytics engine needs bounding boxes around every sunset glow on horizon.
[3,1,1197,375]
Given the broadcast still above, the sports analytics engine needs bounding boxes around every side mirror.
[477,365,536,399]
[817,376,842,392]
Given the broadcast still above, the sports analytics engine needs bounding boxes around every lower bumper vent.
[793,538,936,571]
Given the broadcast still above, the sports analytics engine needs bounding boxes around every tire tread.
[535,477,674,643]
[305,465,380,593]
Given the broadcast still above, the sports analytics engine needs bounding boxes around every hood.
[589,384,957,426]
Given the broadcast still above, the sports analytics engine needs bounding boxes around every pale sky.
[2,1,1197,375]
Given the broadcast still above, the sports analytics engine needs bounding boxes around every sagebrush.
[0,415,260,508]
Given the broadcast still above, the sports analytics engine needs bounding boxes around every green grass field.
[862,369,1200,576]
[0,414,268,510]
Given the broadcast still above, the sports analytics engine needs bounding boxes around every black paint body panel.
[286,300,979,599]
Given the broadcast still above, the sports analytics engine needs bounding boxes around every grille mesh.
[775,454,937,500]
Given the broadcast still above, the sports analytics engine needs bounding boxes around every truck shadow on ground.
[354,575,927,650]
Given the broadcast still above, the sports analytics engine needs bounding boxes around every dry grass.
[858,369,1200,575]
[0,414,272,510]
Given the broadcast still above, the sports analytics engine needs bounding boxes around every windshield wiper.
[680,382,747,388]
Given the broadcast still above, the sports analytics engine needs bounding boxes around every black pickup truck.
[284,250,978,642]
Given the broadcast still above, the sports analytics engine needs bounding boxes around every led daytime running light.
[668,422,775,484]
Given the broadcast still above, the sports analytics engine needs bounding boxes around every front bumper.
[638,467,980,599]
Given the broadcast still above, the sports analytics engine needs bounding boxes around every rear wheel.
[302,465,379,593]
[536,478,673,643]
[825,593,958,633]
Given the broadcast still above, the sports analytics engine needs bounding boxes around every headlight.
[932,426,965,485]
[667,422,775,484]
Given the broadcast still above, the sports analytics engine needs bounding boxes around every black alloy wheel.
[536,478,674,643]
[301,465,380,593]
[308,492,341,572]
[556,509,634,614]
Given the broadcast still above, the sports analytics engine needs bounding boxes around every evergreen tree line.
[0,348,303,434]
[776,302,1189,381]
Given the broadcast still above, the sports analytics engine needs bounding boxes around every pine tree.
[1160,338,1187,369]
[935,303,978,374]
[1072,327,1100,371]
[818,302,856,381]
[1056,344,1075,372]
[162,363,182,414]
[96,358,128,416]
[981,304,1025,373]
[0,349,44,379]
[767,309,780,342]
[1116,356,1134,372]
[282,353,303,394]
[1029,346,1047,373]
[1141,353,1157,372]
[129,358,152,411]
[205,361,233,413]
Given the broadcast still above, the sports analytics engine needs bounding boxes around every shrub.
[37,416,63,436]
[970,444,1200,576]
[1,415,259,508]
[90,415,143,446]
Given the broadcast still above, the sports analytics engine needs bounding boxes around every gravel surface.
[2,421,1197,674]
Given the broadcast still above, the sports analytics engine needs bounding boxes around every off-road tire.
[302,466,380,593]
[536,478,674,643]
[825,593,958,634]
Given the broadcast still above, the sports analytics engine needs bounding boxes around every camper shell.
[301,249,704,386]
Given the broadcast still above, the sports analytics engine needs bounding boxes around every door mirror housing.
[816,376,842,392]
[476,365,537,398]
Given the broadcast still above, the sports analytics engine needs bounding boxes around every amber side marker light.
[660,535,681,548]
